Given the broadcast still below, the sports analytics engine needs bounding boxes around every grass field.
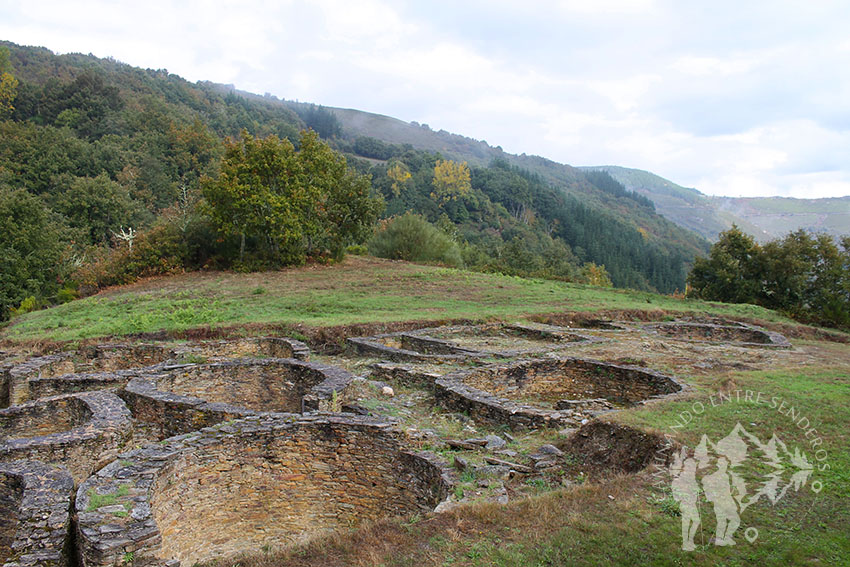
[1,256,788,342]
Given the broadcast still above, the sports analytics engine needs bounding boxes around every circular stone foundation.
[118,358,354,440]
[410,323,601,357]
[349,324,599,362]
[436,357,683,429]
[347,332,480,362]
[135,358,351,412]
[4,344,172,407]
[0,460,74,567]
[0,392,133,483]
[76,414,452,567]
[642,321,791,347]
[172,337,310,361]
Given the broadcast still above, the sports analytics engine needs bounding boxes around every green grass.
[2,257,789,342]
[86,484,130,511]
[424,363,850,566]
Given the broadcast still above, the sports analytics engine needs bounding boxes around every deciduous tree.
[201,130,382,266]
[431,159,471,204]
[0,47,19,118]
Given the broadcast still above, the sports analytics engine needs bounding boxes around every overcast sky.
[2,0,849,198]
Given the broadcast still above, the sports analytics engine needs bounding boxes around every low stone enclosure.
[1,338,310,409]
[169,337,310,362]
[118,358,354,439]
[348,323,600,362]
[0,460,74,567]
[0,392,133,483]
[435,357,684,430]
[641,321,792,347]
[76,414,452,567]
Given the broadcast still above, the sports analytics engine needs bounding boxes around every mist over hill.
[582,166,850,242]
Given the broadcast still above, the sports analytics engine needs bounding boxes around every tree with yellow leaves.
[386,160,412,197]
[0,47,18,118]
[431,159,471,204]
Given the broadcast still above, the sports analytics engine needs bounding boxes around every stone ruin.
[641,321,791,347]
[0,320,791,566]
[1,338,310,408]
[118,358,354,440]
[76,414,450,567]
[347,323,599,362]
[0,337,454,567]
[0,460,74,567]
[0,392,133,483]
[435,357,683,430]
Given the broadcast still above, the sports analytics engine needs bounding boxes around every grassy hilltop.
[2,256,783,343]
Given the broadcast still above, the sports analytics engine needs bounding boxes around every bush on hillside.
[369,213,463,268]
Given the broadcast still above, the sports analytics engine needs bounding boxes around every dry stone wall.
[436,357,683,430]
[76,414,452,567]
[411,323,602,357]
[0,461,74,567]
[642,322,791,347]
[3,339,311,410]
[128,358,353,414]
[118,375,257,441]
[172,337,310,361]
[347,333,477,362]
[349,324,601,363]
[26,371,138,401]
[0,392,133,483]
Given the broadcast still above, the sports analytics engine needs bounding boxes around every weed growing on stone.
[86,484,129,511]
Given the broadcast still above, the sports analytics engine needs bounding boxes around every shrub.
[72,223,186,294]
[9,296,40,317]
[369,213,463,268]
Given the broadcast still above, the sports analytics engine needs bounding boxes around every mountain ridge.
[582,165,850,242]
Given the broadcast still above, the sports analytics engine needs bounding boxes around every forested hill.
[278,103,710,290]
[0,40,707,314]
[584,165,850,242]
[295,103,709,261]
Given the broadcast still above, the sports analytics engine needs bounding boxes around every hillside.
[712,194,850,240]
[584,165,850,242]
[1,255,785,342]
[316,104,708,251]
[0,40,709,307]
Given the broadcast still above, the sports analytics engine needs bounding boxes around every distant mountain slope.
[316,105,709,258]
[583,166,850,242]
[711,195,850,241]
[328,107,500,165]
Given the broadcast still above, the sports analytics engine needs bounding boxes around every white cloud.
[0,0,848,199]
[552,0,657,15]
[670,55,760,77]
